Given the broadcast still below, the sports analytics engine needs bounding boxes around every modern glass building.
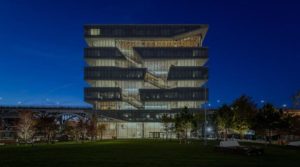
[84,24,209,138]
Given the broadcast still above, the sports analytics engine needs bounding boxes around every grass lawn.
[0,140,299,167]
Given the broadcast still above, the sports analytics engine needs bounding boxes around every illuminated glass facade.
[84,24,209,138]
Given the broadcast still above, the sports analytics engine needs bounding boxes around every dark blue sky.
[0,0,299,107]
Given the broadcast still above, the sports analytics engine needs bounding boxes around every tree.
[62,121,77,140]
[87,114,98,141]
[292,90,300,108]
[231,95,257,138]
[191,113,205,138]
[97,123,107,140]
[35,113,58,143]
[161,113,174,140]
[273,109,295,143]
[175,107,193,144]
[77,118,88,143]
[16,111,35,143]
[253,103,281,143]
[212,104,234,140]
[290,115,300,136]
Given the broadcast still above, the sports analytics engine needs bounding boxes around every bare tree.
[62,121,77,140]
[87,114,98,141]
[16,111,35,143]
[77,118,88,143]
[97,123,107,140]
[35,113,58,143]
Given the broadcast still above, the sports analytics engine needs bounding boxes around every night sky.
[0,0,299,108]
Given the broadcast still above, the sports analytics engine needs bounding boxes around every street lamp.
[206,127,212,133]
[259,100,265,108]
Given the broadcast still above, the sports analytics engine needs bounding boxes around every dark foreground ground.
[0,140,299,167]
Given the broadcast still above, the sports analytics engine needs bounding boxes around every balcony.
[167,66,208,80]
[134,47,208,59]
[95,109,205,122]
[84,67,147,80]
[139,87,208,101]
[84,24,207,38]
[84,87,122,101]
[84,47,125,59]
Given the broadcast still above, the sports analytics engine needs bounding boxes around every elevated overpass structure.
[0,105,214,140]
[0,105,92,140]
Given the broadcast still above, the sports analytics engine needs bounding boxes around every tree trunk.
[270,130,273,144]
[165,130,168,140]
[266,129,272,145]
[240,131,244,139]
[81,133,84,143]
[185,128,188,144]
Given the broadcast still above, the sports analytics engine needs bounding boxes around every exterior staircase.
[116,42,169,89]
[144,72,169,89]
[116,45,142,68]
[122,93,144,109]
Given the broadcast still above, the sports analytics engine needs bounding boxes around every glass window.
[90,28,101,36]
